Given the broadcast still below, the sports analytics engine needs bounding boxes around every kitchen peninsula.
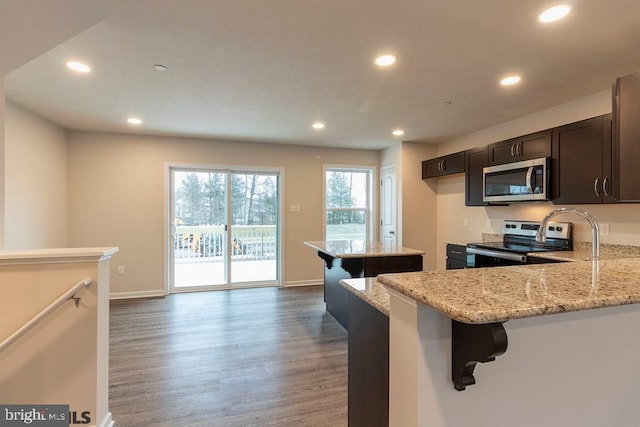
[304,240,424,330]
[377,258,640,427]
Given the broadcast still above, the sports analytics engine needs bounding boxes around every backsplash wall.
[436,175,640,269]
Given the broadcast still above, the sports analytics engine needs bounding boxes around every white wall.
[381,142,439,270]
[0,251,115,427]
[434,89,640,270]
[4,101,68,249]
[66,131,380,297]
[401,142,437,271]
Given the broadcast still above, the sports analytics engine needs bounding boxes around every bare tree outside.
[176,172,277,226]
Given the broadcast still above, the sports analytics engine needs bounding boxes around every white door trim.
[380,164,398,246]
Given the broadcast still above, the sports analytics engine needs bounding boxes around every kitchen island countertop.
[304,240,424,258]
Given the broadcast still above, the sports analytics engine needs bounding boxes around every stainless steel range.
[466,220,572,267]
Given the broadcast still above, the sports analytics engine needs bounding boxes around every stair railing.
[0,278,93,354]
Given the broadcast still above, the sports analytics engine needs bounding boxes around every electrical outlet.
[486,219,492,229]
[117,266,125,275]
[600,223,610,236]
[289,204,300,212]
[464,218,469,227]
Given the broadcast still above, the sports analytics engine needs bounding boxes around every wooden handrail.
[0,278,93,354]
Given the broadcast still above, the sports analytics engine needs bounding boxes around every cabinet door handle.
[594,178,600,197]
[510,144,516,157]
[603,177,609,197]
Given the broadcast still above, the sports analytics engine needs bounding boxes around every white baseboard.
[282,279,323,288]
[109,290,166,300]
[97,412,114,427]
[110,282,321,298]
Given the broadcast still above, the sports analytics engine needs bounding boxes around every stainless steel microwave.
[483,157,549,202]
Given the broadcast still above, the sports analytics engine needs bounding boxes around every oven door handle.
[466,246,526,263]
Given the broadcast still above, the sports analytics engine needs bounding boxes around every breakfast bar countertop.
[304,240,424,258]
[377,257,640,324]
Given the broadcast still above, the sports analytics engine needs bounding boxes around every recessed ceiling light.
[375,54,396,67]
[153,64,168,72]
[127,117,143,125]
[392,129,405,136]
[539,4,572,23]
[312,122,325,130]
[66,61,91,73]
[500,75,522,86]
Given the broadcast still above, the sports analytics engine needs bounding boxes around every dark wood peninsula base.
[319,252,422,330]
[348,290,390,426]
[304,241,423,427]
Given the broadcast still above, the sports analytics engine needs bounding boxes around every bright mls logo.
[0,405,68,427]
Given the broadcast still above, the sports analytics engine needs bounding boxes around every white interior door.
[380,165,397,246]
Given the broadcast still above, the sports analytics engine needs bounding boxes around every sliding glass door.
[169,167,280,292]
[229,173,279,283]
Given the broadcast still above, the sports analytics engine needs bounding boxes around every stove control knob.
[548,226,555,231]
[556,227,563,232]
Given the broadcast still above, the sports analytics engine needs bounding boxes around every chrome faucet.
[535,207,600,260]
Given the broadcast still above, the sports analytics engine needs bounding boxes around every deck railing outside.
[175,225,277,263]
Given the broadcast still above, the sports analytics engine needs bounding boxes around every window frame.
[323,165,376,242]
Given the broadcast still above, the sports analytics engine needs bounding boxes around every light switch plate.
[600,223,610,236]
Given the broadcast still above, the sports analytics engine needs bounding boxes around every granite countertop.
[304,240,425,258]
[445,241,469,247]
[339,277,389,316]
[529,241,640,262]
[378,257,640,324]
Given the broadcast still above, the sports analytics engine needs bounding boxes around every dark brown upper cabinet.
[422,151,465,179]
[613,70,640,201]
[488,130,552,166]
[552,114,613,205]
[464,146,488,206]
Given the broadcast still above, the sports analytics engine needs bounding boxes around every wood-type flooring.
[109,286,348,426]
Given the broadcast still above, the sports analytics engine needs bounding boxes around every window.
[324,167,373,241]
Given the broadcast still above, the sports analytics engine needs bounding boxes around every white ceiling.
[5,0,640,149]
[0,0,107,75]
